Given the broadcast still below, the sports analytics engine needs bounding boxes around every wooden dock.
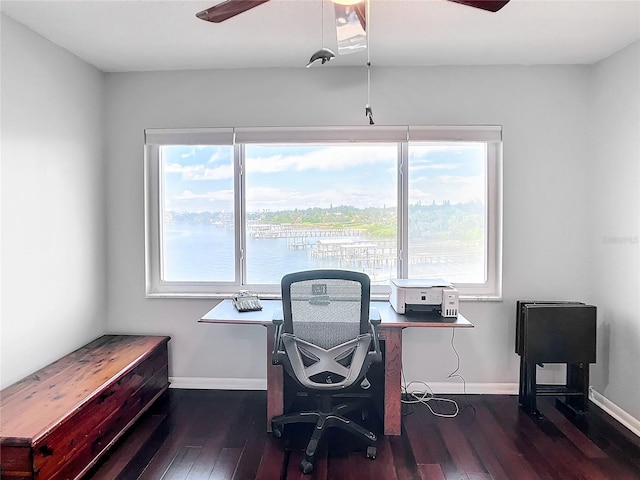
[249,223,366,239]
[312,239,397,269]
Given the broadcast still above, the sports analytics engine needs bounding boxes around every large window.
[145,126,502,298]
[159,144,235,282]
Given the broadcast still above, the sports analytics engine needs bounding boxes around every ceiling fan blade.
[354,1,366,32]
[196,0,270,23]
[447,0,510,13]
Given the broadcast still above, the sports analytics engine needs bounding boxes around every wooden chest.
[0,335,170,480]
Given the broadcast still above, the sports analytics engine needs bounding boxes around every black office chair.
[271,269,382,474]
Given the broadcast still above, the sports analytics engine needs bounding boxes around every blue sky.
[162,143,485,213]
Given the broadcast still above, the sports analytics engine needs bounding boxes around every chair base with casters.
[271,270,383,475]
[271,392,377,474]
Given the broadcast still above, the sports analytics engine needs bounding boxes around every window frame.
[144,126,502,300]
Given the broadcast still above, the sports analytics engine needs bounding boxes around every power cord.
[401,377,459,418]
[447,328,476,416]
[400,328,474,418]
[446,328,465,390]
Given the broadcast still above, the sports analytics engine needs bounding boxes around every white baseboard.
[404,381,519,395]
[589,387,640,438]
[169,376,267,390]
[168,377,517,395]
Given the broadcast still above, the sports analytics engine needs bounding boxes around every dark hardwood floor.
[88,389,640,480]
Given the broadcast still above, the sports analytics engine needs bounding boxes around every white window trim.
[144,126,503,300]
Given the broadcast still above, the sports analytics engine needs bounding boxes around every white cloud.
[207,151,227,164]
[246,185,396,212]
[410,163,462,172]
[246,146,396,174]
[409,173,485,204]
[165,163,233,180]
[180,149,195,158]
[175,189,233,201]
[168,145,396,180]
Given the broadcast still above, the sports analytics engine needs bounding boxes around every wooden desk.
[199,299,473,436]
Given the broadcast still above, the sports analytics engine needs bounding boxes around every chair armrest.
[369,307,381,326]
[272,309,284,365]
[368,307,382,362]
[273,308,283,326]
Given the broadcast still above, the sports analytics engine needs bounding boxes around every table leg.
[524,361,538,415]
[566,362,589,412]
[265,324,283,432]
[384,328,403,436]
[518,356,526,407]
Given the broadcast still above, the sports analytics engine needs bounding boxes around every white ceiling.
[1,0,639,72]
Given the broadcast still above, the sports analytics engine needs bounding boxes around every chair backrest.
[282,269,371,349]
[278,270,377,390]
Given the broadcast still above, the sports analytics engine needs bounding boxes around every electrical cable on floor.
[401,377,459,418]
[400,328,474,418]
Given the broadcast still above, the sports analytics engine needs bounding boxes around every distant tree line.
[408,201,485,242]
[168,201,484,242]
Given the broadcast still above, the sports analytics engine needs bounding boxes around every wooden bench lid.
[0,335,170,445]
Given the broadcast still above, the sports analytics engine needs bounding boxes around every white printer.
[389,278,459,317]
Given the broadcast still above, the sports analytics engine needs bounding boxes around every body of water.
[163,222,384,284]
[162,222,482,285]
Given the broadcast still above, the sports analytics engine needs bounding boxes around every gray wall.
[588,41,640,421]
[104,65,593,391]
[1,10,637,426]
[0,15,107,387]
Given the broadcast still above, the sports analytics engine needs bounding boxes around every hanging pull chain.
[365,0,374,125]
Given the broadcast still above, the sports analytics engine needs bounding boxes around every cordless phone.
[232,291,263,312]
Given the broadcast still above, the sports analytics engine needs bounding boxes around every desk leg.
[384,328,403,436]
[265,324,283,432]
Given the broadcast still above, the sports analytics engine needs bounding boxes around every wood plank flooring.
[88,390,640,480]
